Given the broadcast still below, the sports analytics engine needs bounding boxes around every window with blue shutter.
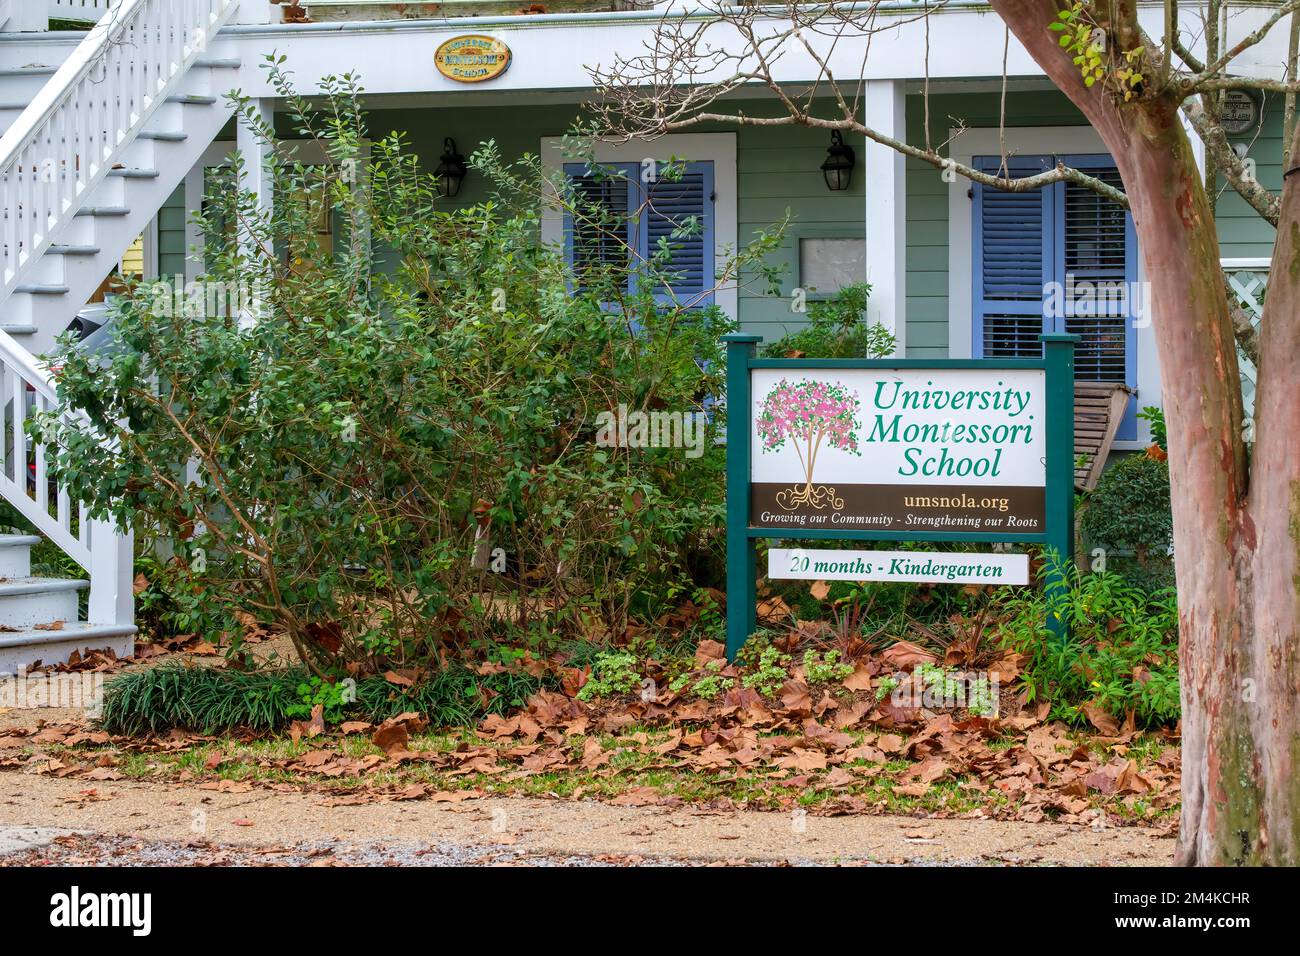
[642,162,715,307]
[972,156,1054,362]
[564,162,637,295]
[563,160,715,307]
[972,153,1137,439]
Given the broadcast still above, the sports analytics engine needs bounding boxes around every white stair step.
[194,57,242,69]
[0,66,59,101]
[0,535,40,578]
[0,622,136,676]
[47,244,101,257]
[107,166,160,180]
[166,94,218,106]
[74,206,131,217]
[12,284,68,296]
[0,324,35,336]
[138,129,188,143]
[0,578,88,629]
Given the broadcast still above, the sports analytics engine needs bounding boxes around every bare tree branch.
[1182,97,1281,225]
[1185,0,1300,92]
[589,1,1128,207]
[1230,298,1261,367]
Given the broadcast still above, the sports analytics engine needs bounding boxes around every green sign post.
[723,332,1078,659]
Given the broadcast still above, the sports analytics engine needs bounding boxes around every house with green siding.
[0,1,1284,666]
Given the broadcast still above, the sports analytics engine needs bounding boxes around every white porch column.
[237,98,274,322]
[230,0,278,24]
[86,519,135,629]
[864,80,908,356]
[237,98,275,225]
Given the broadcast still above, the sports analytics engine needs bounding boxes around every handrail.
[0,327,90,568]
[0,0,238,296]
[0,328,56,403]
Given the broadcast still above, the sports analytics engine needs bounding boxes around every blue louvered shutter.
[972,154,1138,439]
[1056,155,1137,438]
[638,161,715,307]
[972,156,1053,359]
[564,162,637,295]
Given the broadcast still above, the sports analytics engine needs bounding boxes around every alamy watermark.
[147,275,259,320]
[888,664,999,716]
[594,403,708,459]
[0,672,105,717]
[1045,274,1152,328]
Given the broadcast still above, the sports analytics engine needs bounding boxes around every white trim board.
[945,125,1160,447]
[540,133,739,322]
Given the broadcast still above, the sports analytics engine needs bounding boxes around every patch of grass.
[48,727,1175,822]
[98,663,556,735]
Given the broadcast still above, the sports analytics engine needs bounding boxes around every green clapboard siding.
[256,88,1281,359]
[1219,92,1281,260]
[734,118,864,343]
[157,183,187,279]
[352,100,864,344]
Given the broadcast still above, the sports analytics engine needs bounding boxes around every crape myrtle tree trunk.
[995,0,1300,868]
[590,0,1300,864]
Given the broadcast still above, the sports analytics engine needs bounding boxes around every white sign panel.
[769,548,1029,585]
[750,367,1047,533]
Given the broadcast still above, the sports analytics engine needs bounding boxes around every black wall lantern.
[821,130,856,191]
[435,137,467,199]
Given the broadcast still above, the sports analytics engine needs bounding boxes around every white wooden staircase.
[0,0,243,672]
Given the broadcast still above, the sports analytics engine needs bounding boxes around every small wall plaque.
[435,35,511,84]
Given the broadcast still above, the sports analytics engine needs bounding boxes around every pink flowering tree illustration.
[755,378,861,510]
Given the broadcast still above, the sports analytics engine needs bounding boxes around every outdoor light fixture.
[435,137,467,198]
[821,130,856,191]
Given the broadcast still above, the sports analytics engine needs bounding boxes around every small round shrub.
[1080,452,1173,561]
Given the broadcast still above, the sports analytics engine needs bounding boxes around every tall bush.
[32,63,780,676]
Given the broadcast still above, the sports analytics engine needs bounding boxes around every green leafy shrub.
[1137,405,1167,450]
[287,676,353,724]
[874,674,900,701]
[34,62,781,677]
[742,644,792,697]
[996,567,1179,727]
[1080,452,1174,573]
[132,551,226,642]
[912,662,998,716]
[576,651,642,701]
[802,648,853,684]
[760,283,894,359]
[668,658,734,700]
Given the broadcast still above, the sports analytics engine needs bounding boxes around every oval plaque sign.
[435,35,511,83]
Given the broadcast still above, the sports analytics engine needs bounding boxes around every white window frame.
[540,133,738,322]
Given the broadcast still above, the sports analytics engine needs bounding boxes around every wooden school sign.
[723,332,1078,657]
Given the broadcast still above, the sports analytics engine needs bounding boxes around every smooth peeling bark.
[990,0,1299,864]
[1244,120,1300,864]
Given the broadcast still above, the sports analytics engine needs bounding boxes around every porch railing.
[0,0,238,301]
[0,327,132,627]
[0,0,236,631]
[1222,256,1267,418]
[49,0,115,21]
